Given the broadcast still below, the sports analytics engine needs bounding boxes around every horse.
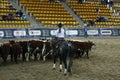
[51,37,73,75]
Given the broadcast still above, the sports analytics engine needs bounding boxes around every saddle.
[55,38,65,49]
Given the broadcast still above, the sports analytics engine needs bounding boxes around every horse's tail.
[67,44,73,74]
[68,43,73,59]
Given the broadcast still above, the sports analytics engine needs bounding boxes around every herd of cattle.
[0,38,95,65]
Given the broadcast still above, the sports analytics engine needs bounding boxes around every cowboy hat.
[58,23,63,28]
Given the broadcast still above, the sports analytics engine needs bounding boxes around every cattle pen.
[0,37,120,80]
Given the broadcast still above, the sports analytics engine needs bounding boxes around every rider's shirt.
[55,28,65,38]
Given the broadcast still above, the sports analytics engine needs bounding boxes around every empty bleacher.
[19,0,80,28]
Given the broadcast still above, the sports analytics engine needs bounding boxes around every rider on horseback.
[54,23,66,48]
[52,23,73,75]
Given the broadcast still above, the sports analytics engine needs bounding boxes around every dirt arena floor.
[0,37,120,80]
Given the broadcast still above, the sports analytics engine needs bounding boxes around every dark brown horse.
[51,37,74,75]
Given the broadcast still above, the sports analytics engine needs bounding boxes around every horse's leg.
[53,53,56,69]
[52,48,57,69]
[63,57,67,75]
[59,48,63,72]
[67,46,73,75]
[59,55,63,72]
[67,58,73,75]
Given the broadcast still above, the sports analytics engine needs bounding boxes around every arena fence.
[0,28,120,39]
